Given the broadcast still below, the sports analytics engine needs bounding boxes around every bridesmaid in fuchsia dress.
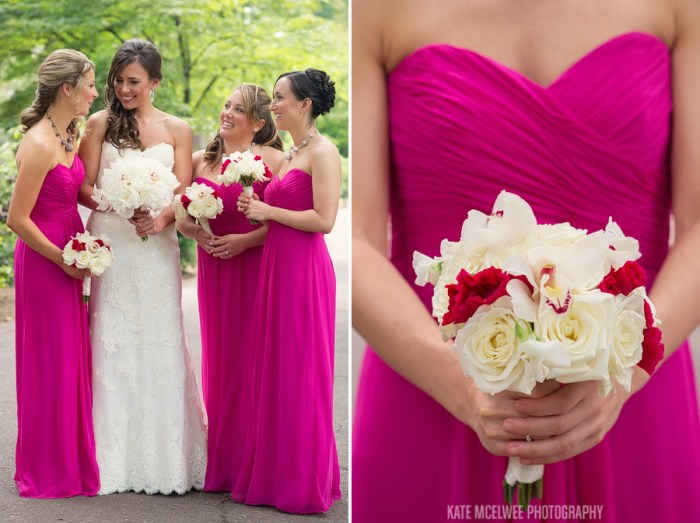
[180,83,283,491]
[233,69,341,514]
[7,49,100,497]
[352,1,700,522]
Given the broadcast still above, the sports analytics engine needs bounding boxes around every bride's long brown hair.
[103,40,162,150]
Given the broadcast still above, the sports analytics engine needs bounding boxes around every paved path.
[0,208,349,522]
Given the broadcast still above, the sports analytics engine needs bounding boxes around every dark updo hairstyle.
[20,49,94,139]
[104,39,162,150]
[203,83,283,170]
[277,68,336,119]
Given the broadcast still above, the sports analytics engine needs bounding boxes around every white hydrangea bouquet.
[92,156,181,241]
[413,191,664,508]
[219,150,272,224]
[62,231,113,303]
[172,181,224,236]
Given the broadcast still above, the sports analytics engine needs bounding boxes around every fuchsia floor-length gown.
[353,33,700,522]
[231,168,341,513]
[196,177,266,491]
[13,155,100,497]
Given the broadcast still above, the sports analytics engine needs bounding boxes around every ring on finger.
[225,250,229,255]
[525,435,533,443]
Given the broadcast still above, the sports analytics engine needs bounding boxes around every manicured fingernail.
[507,444,521,456]
[503,421,513,432]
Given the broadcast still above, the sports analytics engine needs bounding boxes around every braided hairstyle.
[19,49,94,140]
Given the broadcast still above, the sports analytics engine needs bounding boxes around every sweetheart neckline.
[391,31,668,90]
[277,167,311,182]
[103,141,175,153]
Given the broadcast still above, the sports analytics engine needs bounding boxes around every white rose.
[608,289,646,392]
[536,290,614,385]
[187,199,204,218]
[452,296,536,395]
[74,250,92,269]
[62,247,78,264]
[203,196,221,218]
[88,254,106,275]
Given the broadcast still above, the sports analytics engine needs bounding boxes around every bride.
[78,39,206,495]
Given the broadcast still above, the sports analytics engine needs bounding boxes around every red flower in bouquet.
[442,267,531,326]
[598,260,646,295]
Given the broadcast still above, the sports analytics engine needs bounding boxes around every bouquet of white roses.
[62,231,113,303]
[219,150,272,224]
[92,156,180,241]
[413,190,664,508]
[172,181,224,236]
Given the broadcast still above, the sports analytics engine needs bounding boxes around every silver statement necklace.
[46,113,74,152]
[284,128,317,160]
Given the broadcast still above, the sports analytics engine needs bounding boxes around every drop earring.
[149,89,155,102]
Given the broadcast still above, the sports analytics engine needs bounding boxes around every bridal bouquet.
[413,190,664,508]
[92,156,180,241]
[219,150,272,224]
[172,181,224,236]
[62,231,113,303]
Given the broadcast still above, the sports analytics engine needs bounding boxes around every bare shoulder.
[83,110,109,141]
[260,146,284,174]
[309,137,340,177]
[192,149,205,169]
[17,126,56,173]
[674,0,700,42]
[162,112,191,134]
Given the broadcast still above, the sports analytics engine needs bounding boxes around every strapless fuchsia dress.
[195,177,266,491]
[13,156,99,497]
[353,33,700,522]
[232,169,341,513]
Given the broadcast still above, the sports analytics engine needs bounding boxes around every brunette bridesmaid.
[233,69,341,513]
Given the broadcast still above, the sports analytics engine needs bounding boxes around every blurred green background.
[0,0,348,286]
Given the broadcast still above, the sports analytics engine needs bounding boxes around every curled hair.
[277,68,336,119]
[20,49,94,140]
[203,83,283,170]
[104,39,163,150]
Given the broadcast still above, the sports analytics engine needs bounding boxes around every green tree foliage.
[0,0,348,286]
[0,0,347,144]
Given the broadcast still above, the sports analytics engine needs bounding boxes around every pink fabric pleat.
[231,169,341,513]
[353,33,700,522]
[13,156,100,497]
[196,177,266,491]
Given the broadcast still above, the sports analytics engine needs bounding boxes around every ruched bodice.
[30,157,86,224]
[354,31,700,523]
[265,168,314,210]
[194,177,266,235]
[388,32,671,295]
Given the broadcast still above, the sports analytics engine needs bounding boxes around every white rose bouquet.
[218,150,272,224]
[62,231,113,303]
[92,156,181,241]
[172,181,224,236]
[413,190,665,508]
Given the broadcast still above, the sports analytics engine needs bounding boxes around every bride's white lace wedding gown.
[87,142,207,495]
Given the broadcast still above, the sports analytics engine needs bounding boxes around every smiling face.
[74,68,99,116]
[219,89,257,144]
[270,77,304,132]
[112,61,159,110]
